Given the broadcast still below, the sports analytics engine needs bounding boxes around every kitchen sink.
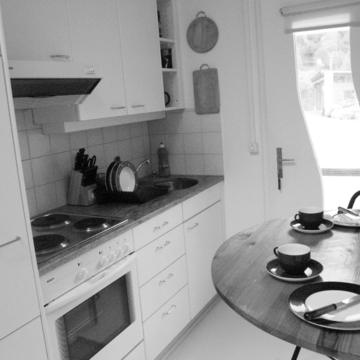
[154,178,199,191]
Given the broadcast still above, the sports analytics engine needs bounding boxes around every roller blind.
[280,0,360,33]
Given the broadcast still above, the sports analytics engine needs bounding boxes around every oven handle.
[44,253,136,314]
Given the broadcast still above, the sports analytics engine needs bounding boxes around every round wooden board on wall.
[187,12,219,53]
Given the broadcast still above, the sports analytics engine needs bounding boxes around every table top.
[211,217,360,360]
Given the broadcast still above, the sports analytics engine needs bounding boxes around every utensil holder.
[68,170,97,206]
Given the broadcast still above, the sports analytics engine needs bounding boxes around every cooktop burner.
[32,213,71,229]
[73,217,110,232]
[34,234,70,254]
[31,213,128,264]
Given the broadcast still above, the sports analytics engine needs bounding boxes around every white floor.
[164,298,326,360]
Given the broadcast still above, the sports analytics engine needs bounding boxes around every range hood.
[8,60,102,110]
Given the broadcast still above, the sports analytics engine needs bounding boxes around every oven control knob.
[79,267,89,280]
[108,251,116,263]
[123,243,132,254]
[115,247,124,259]
[99,256,109,268]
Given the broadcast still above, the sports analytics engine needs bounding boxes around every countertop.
[38,175,223,276]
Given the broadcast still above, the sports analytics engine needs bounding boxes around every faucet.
[136,159,150,172]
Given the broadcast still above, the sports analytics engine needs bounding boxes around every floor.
[164,298,326,360]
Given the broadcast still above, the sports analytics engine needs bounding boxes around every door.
[259,0,323,219]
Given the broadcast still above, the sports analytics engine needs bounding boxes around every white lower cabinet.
[143,286,190,360]
[184,201,223,319]
[0,318,47,360]
[123,341,146,360]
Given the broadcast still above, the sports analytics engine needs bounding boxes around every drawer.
[136,225,185,286]
[123,341,146,360]
[140,255,188,321]
[133,204,183,250]
[143,286,190,360]
[182,183,221,221]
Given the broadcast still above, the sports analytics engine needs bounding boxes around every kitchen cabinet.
[0,56,40,341]
[117,0,164,115]
[123,341,146,360]
[0,0,72,61]
[0,318,47,359]
[157,0,184,110]
[66,0,127,120]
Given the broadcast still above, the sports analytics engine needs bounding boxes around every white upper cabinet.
[117,0,164,115]
[0,0,72,61]
[67,0,127,120]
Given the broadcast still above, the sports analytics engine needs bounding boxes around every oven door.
[44,254,143,360]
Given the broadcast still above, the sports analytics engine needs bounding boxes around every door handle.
[276,148,294,190]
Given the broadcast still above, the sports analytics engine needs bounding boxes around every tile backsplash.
[16,108,223,217]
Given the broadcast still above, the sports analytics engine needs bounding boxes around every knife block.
[68,170,97,206]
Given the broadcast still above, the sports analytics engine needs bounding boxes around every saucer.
[290,219,334,234]
[266,259,323,282]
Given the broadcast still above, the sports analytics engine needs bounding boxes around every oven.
[31,212,143,360]
[44,253,143,360]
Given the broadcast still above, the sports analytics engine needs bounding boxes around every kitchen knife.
[338,207,360,217]
[304,293,360,320]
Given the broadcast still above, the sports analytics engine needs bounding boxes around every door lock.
[277,148,294,190]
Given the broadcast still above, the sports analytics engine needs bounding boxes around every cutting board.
[193,64,220,114]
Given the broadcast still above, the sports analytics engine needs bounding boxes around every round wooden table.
[211,217,360,360]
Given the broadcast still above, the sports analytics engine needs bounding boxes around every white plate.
[325,209,360,227]
[290,219,334,234]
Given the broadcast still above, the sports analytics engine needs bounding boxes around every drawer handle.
[50,54,70,60]
[0,236,21,248]
[163,305,176,316]
[188,222,199,230]
[155,221,169,230]
[132,104,145,108]
[111,106,126,110]
[156,241,170,250]
[160,273,173,284]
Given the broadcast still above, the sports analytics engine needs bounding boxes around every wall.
[16,108,222,218]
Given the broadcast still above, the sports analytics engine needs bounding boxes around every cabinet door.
[0,318,47,360]
[0,58,40,339]
[117,0,164,115]
[67,0,127,120]
[184,202,223,319]
[0,0,72,61]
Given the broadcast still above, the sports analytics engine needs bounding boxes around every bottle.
[158,11,162,38]
[157,142,170,177]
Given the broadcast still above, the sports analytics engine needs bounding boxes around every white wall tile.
[143,135,150,156]
[102,126,118,144]
[52,152,72,181]
[185,154,205,175]
[56,179,69,207]
[165,134,184,154]
[104,142,119,166]
[148,119,165,135]
[69,131,88,150]
[168,154,186,174]
[15,111,26,131]
[131,137,144,159]
[150,134,164,155]
[50,133,70,154]
[203,133,223,154]
[26,188,37,218]
[182,113,202,133]
[164,115,183,134]
[24,110,41,130]
[130,122,145,137]
[18,131,30,160]
[35,183,58,214]
[204,155,224,175]
[184,133,203,154]
[28,129,51,158]
[87,128,103,146]
[117,124,131,140]
[31,156,55,186]
[22,160,34,189]
[201,113,222,132]
[118,139,132,162]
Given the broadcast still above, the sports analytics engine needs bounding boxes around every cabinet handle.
[155,221,169,230]
[111,106,126,110]
[163,305,176,316]
[159,273,173,284]
[156,240,170,250]
[188,222,199,230]
[132,104,145,108]
[0,236,21,248]
[50,55,70,60]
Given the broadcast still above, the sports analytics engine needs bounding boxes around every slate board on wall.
[193,64,220,114]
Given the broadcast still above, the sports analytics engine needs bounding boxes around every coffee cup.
[273,244,311,275]
[294,207,323,229]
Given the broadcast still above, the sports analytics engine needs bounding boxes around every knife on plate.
[304,293,360,320]
[338,207,360,217]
